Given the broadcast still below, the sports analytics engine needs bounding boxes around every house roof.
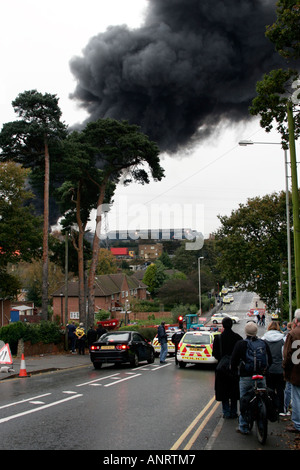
[52,273,147,298]
[11,305,34,311]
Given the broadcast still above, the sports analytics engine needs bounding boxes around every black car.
[90,331,155,369]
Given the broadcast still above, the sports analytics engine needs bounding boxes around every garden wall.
[17,338,65,358]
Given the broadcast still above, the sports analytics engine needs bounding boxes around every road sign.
[0,343,13,365]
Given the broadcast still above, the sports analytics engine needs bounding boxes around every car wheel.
[130,353,139,367]
[178,361,186,368]
[147,350,155,364]
[213,320,218,324]
[93,362,102,370]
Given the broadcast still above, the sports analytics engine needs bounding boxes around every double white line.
[171,397,220,450]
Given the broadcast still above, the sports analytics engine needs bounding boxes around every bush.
[95,310,110,321]
[118,325,157,341]
[171,304,198,323]
[0,321,63,354]
[132,300,161,312]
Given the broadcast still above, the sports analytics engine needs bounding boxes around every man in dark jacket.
[172,328,185,365]
[212,317,242,418]
[283,309,300,433]
[67,322,77,354]
[231,321,272,434]
[157,321,168,364]
[87,325,97,348]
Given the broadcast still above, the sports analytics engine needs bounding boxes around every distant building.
[110,247,135,258]
[138,243,163,260]
[52,273,147,323]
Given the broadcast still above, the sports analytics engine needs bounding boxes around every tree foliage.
[0,90,67,318]
[0,162,42,298]
[216,191,293,308]
[95,248,118,275]
[250,68,300,148]
[266,0,300,60]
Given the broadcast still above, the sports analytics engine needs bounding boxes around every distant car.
[90,331,155,369]
[223,295,233,304]
[211,313,240,324]
[152,329,178,356]
[176,330,220,367]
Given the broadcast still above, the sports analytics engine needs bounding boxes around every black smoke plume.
[69,0,287,154]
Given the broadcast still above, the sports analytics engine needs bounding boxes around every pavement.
[0,350,92,379]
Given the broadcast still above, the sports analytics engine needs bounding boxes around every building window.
[70,311,79,320]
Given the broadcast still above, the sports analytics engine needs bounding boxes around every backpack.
[243,338,268,374]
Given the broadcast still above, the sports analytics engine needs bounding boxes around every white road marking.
[0,394,51,410]
[104,373,141,387]
[76,373,120,387]
[0,394,83,424]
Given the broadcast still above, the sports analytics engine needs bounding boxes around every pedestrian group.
[212,309,300,435]
[66,322,107,355]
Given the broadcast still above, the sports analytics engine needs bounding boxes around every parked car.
[211,313,240,324]
[176,330,220,367]
[90,331,155,369]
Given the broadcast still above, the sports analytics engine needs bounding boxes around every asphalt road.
[0,291,294,452]
[0,357,220,450]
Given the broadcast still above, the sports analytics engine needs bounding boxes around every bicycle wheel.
[256,397,268,444]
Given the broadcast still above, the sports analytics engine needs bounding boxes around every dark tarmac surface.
[1,351,299,451]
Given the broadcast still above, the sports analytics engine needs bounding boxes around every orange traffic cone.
[19,353,28,377]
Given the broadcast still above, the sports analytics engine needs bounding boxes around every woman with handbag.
[212,317,242,418]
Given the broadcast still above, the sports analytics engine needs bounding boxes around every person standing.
[157,321,168,364]
[283,322,293,416]
[231,322,272,434]
[283,309,300,434]
[262,321,285,415]
[67,322,77,354]
[172,328,185,365]
[87,325,97,349]
[96,323,107,340]
[212,317,242,419]
[75,323,86,355]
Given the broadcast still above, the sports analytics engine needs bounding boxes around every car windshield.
[183,333,210,344]
[100,333,130,343]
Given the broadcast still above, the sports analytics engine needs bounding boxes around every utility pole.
[287,102,300,308]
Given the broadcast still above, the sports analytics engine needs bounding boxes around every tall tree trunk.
[41,136,49,321]
[75,181,87,323]
[87,181,107,325]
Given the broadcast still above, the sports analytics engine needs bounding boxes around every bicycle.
[247,374,268,444]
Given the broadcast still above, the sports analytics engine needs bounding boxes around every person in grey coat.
[262,321,285,414]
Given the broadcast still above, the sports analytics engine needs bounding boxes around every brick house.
[52,273,147,324]
[138,243,163,260]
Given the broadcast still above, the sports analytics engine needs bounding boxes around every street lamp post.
[239,140,293,321]
[198,256,204,314]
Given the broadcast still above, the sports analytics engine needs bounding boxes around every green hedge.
[118,325,157,341]
[0,321,63,354]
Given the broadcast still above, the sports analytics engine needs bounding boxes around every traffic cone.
[19,353,28,377]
